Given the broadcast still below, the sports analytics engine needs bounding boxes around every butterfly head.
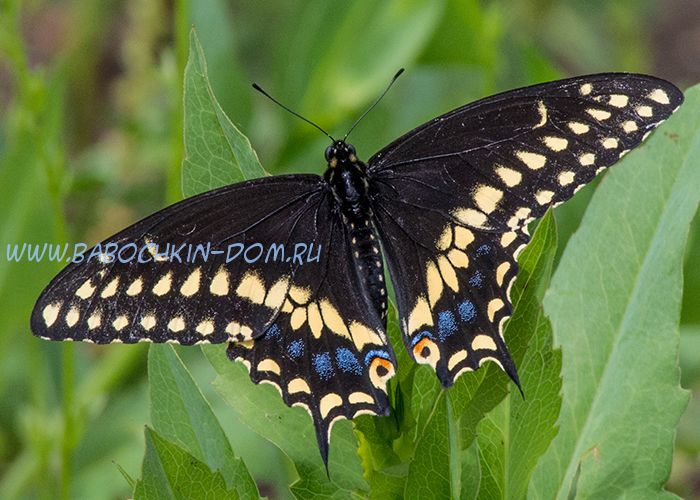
[325,140,358,168]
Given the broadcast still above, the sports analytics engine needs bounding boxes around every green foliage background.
[0,0,699,498]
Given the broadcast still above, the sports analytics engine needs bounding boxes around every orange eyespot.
[368,356,395,390]
[412,337,440,367]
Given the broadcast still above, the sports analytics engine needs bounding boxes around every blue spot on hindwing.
[458,300,476,323]
[477,244,491,256]
[364,349,390,366]
[410,330,434,347]
[287,339,303,358]
[437,310,457,341]
[264,324,281,340]
[469,271,483,288]
[335,347,363,375]
[313,352,334,380]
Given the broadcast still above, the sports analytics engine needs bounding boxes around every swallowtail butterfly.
[31,73,683,465]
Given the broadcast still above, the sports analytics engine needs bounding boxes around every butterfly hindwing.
[227,210,396,464]
[368,74,682,386]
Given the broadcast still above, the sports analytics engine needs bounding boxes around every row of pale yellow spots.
[42,265,386,354]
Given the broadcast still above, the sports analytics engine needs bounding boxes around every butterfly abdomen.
[324,143,389,324]
[348,219,387,323]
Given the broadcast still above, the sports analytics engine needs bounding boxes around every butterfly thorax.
[324,140,387,322]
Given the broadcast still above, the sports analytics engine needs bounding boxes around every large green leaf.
[148,345,259,499]
[182,29,264,197]
[475,212,562,499]
[134,427,239,500]
[530,87,700,498]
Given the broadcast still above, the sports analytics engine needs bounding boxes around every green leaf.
[530,87,700,498]
[475,211,562,499]
[182,28,265,197]
[449,211,560,451]
[203,346,368,498]
[404,391,460,500]
[134,427,238,500]
[148,345,259,499]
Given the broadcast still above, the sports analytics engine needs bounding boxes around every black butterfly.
[31,73,682,466]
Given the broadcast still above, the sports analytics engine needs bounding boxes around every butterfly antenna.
[343,68,405,142]
[252,83,335,142]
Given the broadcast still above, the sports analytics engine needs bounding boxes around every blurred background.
[0,0,699,498]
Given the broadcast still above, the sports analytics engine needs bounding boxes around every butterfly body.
[324,140,388,321]
[31,73,684,466]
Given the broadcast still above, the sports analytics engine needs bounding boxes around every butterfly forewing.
[368,73,682,386]
[32,175,328,345]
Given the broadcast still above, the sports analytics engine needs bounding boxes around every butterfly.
[31,73,683,466]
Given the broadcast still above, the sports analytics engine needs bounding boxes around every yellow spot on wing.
[43,303,61,327]
[534,101,547,127]
[168,316,185,332]
[349,392,374,405]
[196,319,214,336]
[320,393,343,418]
[487,299,505,321]
[319,300,350,338]
[113,315,129,331]
[257,358,281,375]
[495,166,522,187]
[426,261,443,307]
[436,226,452,251]
[543,136,568,151]
[636,105,653,117]
[448,350,468,370]
[516,151,546,170]
[101,277,119,298]
[65,306,80,327]
[454,226,474,249]
[453,208,488,229]
[288,378,311,394]
[586,108,611,121]
[648,88,670,104]
[535,190,555,205]
[75,279,95,299]
[447,248,469,268]
[141,315,156,330]
[437,255,459,291]
[210,267,229,295]
[349,321,383,351]
[579,83,592,95]
[290,307,307,330]
[289,285,311,305]
[602,137,618,149]
[568,122,590,134]
[501,232,517,247]
[558,170,575,186]
[264,278,289,309]
[180,268,201,296]
[236,272,266,304]
[87,311,101,330]
[407,296,433,334]
[472,334,497,351]
[579,153,596,166]
[609,94,629,107]
[126,277,143,296]
[153,272,172,296]
[622,120,638,133]
[473,185,503,214]
[307,302,323,339]
[496,262,511,286]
